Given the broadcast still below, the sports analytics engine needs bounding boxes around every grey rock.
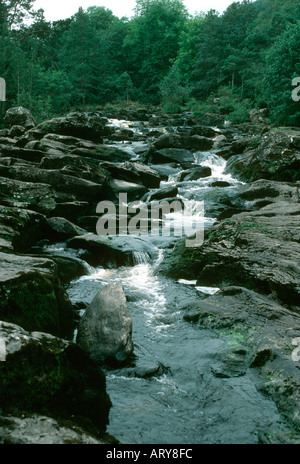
[37,112,112,142]
[44,217,88,241]
[226,129,300,182]
[77,282,133,364]
[4,107,36,129]
[0,252,74,337]
[0,415,107,444]
[177,166,212,181]
[67,233,157,268]
[0,321,111,433]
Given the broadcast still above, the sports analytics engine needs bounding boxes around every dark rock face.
[123,162,161,188]
[153,133,214,151]
[0,253,74,337]
[4,107,36,130]
[0,177,56,215]
[77,282,133,365]
[177,166,212,181]
[36,112,112,142]
[146,185,178,201]
[67,234,157,268]
[5,165,108,202]
[100,161,161,189]
[159,200,300,305]
[43,217,87,242]
[146,147,195,169]
[226,130,300,182]
[189,125,217,138]
[0,206,46,253]
[0,321,112,434]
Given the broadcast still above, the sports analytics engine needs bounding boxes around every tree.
[124,0,188,102]
[160,64,190,112]
[0,0,34,30]
[262,21,300,125]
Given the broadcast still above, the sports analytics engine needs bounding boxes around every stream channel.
[44,119,290,444]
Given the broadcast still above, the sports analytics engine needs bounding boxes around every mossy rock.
[0,321,112,434]
[0,252,74,338]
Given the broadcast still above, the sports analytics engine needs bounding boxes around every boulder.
[71,145,133,163]
[153,133,214,151]
[147,147,195,169]
[0,252,74,337]
[9,125,25,137]
[7,165,107,202]
[249,108,269,125]
[147,163,180,181]
[0,144,46,163]
[189,126,217,138]
[238,179,299,209]
[226,130,300,182]
[123,162,161,188]
[67,234,157,268]
[0,321,111,433]
[99,161,161,188]
[40,153,97,171]
[36,112,112,142]
[159,201,300,306]
[99,161,141,185]
[52,201,89,224]
[0,177,56,216]
[4,107,36,129]
[0,206,46,253]
[0,415,109,444]
[108,179,148,203]
[146,186,178,201]
[77,282,133,364]
[43,217,88,242]
[177,166,212,181]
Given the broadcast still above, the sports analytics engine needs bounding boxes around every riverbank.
[0,106,299,444]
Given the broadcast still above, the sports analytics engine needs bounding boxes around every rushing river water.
[60,121,290,444]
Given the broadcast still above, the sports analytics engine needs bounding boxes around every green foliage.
[160,64,190,113]
[262,20,300,126]
[124,0,188,103]
[0,0,299,125]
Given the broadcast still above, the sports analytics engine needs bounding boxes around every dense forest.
[0,0,299,125]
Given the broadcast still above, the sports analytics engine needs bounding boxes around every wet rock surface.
[0,321,112,437]
[0,106,300,443]
[77,282,134,365]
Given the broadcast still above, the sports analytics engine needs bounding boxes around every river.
[60,118,289,444]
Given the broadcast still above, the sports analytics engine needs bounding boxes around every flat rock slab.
[67,233,157,268]
[159,201,300,306]
[183,286,300,430]
[0,176,56,215]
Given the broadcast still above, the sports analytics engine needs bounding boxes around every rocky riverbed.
[0,105,299,444]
